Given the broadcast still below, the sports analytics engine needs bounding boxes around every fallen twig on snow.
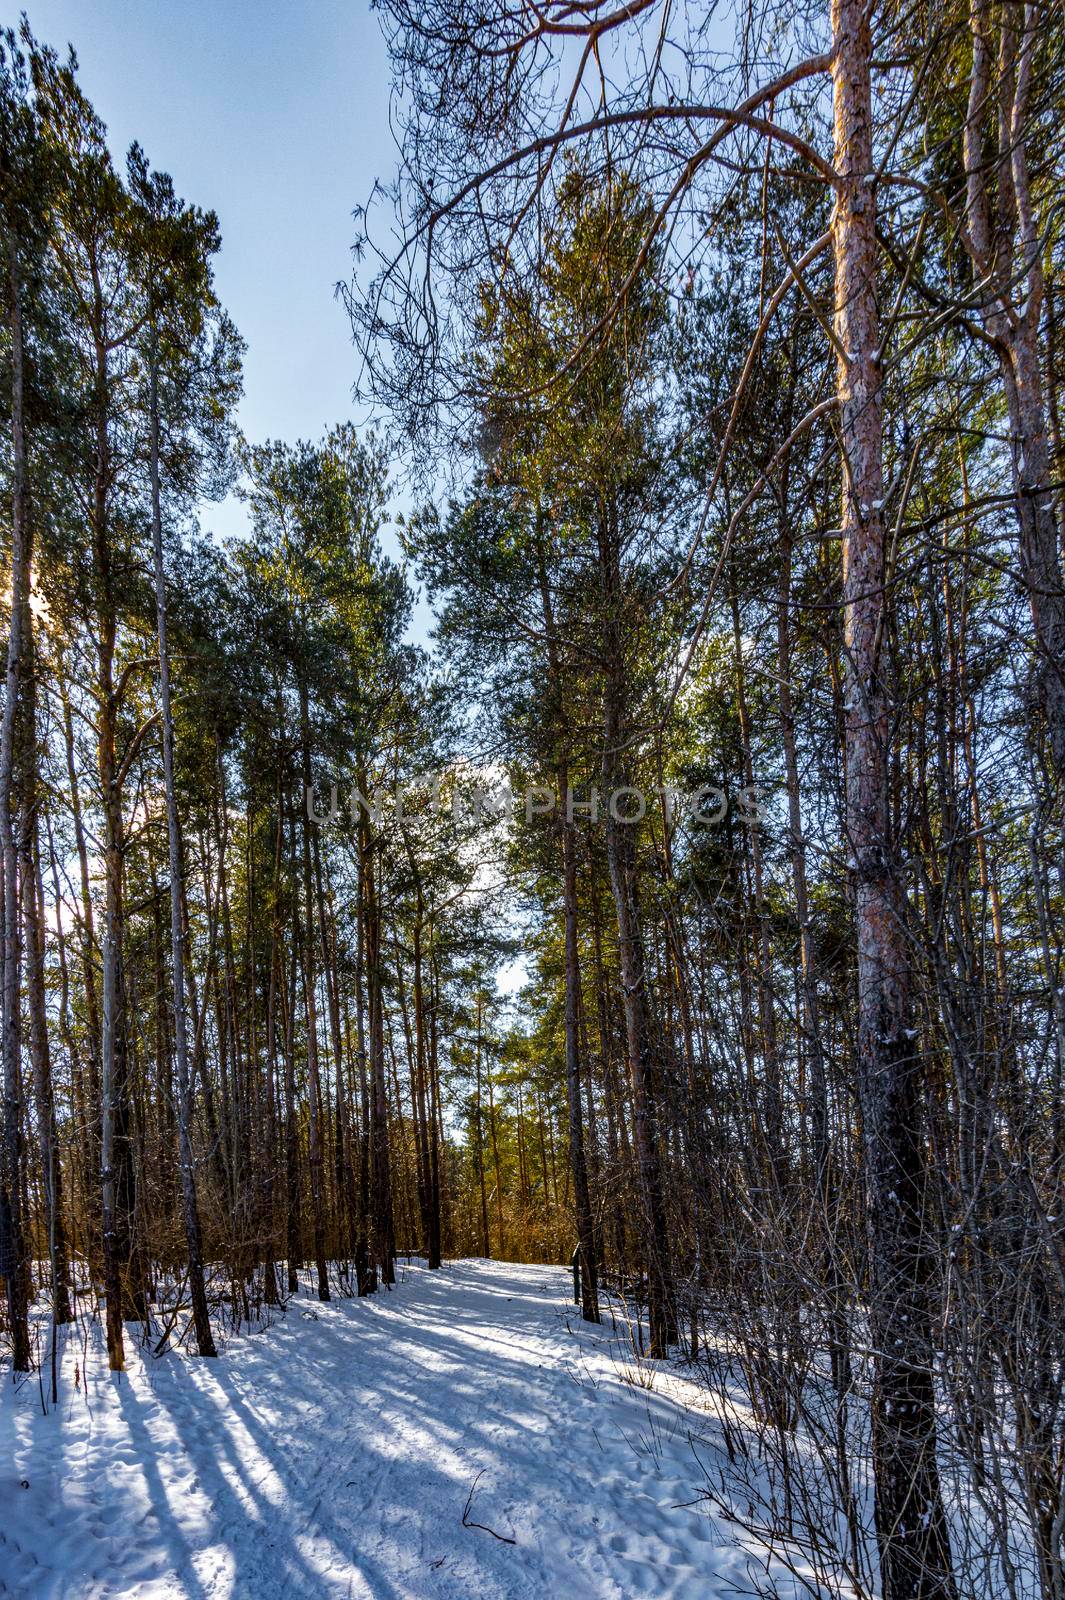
[462,1471,516,1544]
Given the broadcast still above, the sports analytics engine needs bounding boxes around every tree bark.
[148,322,216,1356]
[298,684,330,1301]
[832,2,955,1591]
[362,826,395,1286]
[0,224,33,1371]
[562,783,600,1323]
[599,507,676,1357]
[963,0,1065,822]
[23,658,72,1330]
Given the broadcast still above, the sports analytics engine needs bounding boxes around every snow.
[2,1260,811,1599]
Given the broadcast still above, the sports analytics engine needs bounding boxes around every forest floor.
[1,1260,813,1599]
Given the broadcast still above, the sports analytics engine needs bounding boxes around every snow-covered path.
[1,1261,770,1599]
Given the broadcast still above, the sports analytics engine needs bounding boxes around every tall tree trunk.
[400,830,440,1267]
[313,841,352,1259]
[832,4,954,1592]
[730,581,786,1195]
[45,812,89,1282]
[562,780,600,1323]
[148,323,216,1356]
[23,659,72,1331]
[535,537,599,1317]
[485,1049,505,1258]
[59,675,102,1146]
[262,782,287,1303]
[963,0,1065,822]
[590,887,627,1268]
[92,323,143,1369]
[474,996,491,1259]
[0,225,32,1371]
[363,829,394,1286]
[298,688,330,1301]
[352,825,374,1295]
[415,914,443,1270]
[427,944,446,1261]
[599,549,676,1356]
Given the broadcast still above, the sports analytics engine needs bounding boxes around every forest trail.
[0,1261,787,1599]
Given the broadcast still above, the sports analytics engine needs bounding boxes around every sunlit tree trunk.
[0,225,33,1371]
[148,323,216,1356]
[298,683,330,1301]
[832,2,955,1591]
[599,504,675,1357]
[562,783,600,1322]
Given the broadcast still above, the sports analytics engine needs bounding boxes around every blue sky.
[22,0,402,543]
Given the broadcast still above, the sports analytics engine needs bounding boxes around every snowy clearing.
[0,1260,811,1599]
